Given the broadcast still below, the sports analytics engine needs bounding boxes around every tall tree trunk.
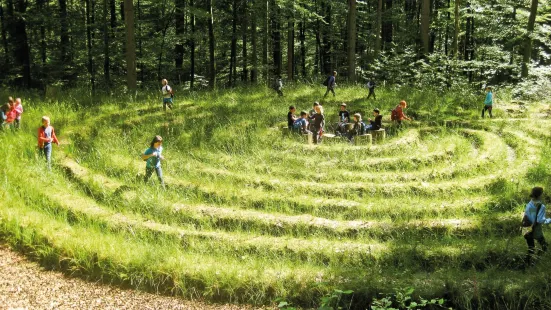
[320,0,332,74]
[0,1,9,66]
[382,0,392,50]
[207,0,216,87]
[374,0,382,56]
[241,0,248,82]
[109,0,116,28]
[103,0,110,86]
[124,0,137,93]
[59,0,69,76]
[86,0,95,91]
[271,0,281,77]
[229,0,238,86]
[521,0,538,78]
[299,17,306,77]
[445,0,450,56]
[453,0,459,58]
[175,0,185,84]
[13,0,30,87]
[262,0,268,80]
[36,0,46,66]
[250,0,258,82]
[189,0,195,88]
[287,15,294,81]
[420,0,430,56]
[347,0,356,81]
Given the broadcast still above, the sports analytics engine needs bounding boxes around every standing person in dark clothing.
[324,71,337,98]
[311,105,325,144]
[308,102,320,132]
[366,80,376,100]
[274,77,284,97]
[367,109,383,131]
[523,187,551,265]
[287,106,297,130]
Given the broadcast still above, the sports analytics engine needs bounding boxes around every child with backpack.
[13,98,23,129]
[37,116,60,170]
[142,135,166,188]
[323,71,337,98]
[161,79,174,111]
[366,80,376,100]
[288,106,298,130]
[293,111,310,134]
[481,86,493,118]
[347,113,366,142]
[391,100,411,127]
[523,187,551,265]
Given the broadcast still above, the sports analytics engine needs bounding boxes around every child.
[323,71,337,98]
[335,103,350,135]
[292,111,310,134]
[1,97,13,125]
[367,108,383,131]
[142,135,165,188]
[308,102,320,132]
[347,113,366,142]
[161,79,174,111]
[366,79,376,100]
[287,106,297,130]
[390,100,411,127]
[37,116,60,170]
[274,77,284,97]
[13,98,23,129]
[311,105,325,144]
[481,86,493,118]
[523,187,551,265]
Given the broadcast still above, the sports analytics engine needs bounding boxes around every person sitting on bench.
[335,103,350,136]
[292,111,311,134]
[347,113,366,142]
[366,108,383,131]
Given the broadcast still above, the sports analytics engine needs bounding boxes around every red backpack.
[391,105,401,121]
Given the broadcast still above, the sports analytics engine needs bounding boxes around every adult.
[161,79,174,111]
[366,79,376,100]
[523,187,551,265]
[274,77,284,97]
[391,100,411,127]
[324,71,337,98]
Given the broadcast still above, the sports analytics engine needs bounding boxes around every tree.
[374,0,382,56]
[453,0,459,58]
[287,5,294,81]
[103,0,111,86]
[86,0,95,91]
[175,0,186,84]
[12,0,31,87]
[521,0,538,78]
[207,0,216,87]
[421,0,430,56]
[124,0,137,93]
[346,0,356,81]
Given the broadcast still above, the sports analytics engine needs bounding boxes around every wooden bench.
[370,128,386,143]
[354,134,372,146]
[303,132,313,144]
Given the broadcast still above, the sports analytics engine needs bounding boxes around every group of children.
[1,97,24,129]
[287,101,390,144]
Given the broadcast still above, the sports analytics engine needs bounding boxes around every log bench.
[370,128,386,143]
[354,134,372,146]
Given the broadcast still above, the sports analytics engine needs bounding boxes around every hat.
[340,103,347,107]
[530,187,544,199]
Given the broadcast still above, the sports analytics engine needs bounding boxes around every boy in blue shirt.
[481,86,493,118]
[523,187,551,265]
[293,111,310,134]
[142,135,165,188]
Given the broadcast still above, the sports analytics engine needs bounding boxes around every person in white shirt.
[161,79,174,111]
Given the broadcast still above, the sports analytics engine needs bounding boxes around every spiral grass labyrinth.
[1,86,551,308]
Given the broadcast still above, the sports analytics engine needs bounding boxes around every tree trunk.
[420,0,430,56]
[175,0,186,84]
[124,0,137,93]
[103,0,110,86]
[271,0,281,77]
[347,0,356,81]
[287,18,294,81]
[190,0,195,88]
[13,0,30,87]
[86,0,95,91]
[250,0,258,82]
[229,0,237,86]
[0,1,9,66]
[382,0,392,49]
[320,0,332,74]
[262,0,268,80]
[521,0,538,78]
[110,0,116,28]
[453,0,459,58]
[445,0,450,56]
[299,18,306,77]
[207,0,216,87]
[374,0,382,56]
[241,0,248,82]
[59,0,69,76]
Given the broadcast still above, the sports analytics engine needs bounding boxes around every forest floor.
[0,243,260,310]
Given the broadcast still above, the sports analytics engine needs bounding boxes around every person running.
[324,71,337,98]
[161,79,174,111]
[335,103,350,136]
[287,106,297,130]
[142,135,166,188]
[37,116,60,170]
[367,108,383,131]
[366,79,376,100]
[391,100,411,127]
[481,86,493,118]
[523,187,551,265]
[13,98,23,129]
[311,105,325,144]
[274,77,284,97]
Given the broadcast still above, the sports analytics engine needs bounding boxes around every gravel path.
[0,244,261,310]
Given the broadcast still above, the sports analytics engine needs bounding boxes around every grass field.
[1,84,551,309]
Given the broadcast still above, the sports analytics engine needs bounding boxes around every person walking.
[142,135,166,188]
[274,77,284,97]
[37,116,60,170]
[324,71,337,98]
[161,79,174,111]
[523,187,551,265]
[481,86,493,118]
[366,79,376,100]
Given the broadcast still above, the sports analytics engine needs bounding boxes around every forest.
[0,0,550,95]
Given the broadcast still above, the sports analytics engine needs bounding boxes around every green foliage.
[371,287,446,310]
